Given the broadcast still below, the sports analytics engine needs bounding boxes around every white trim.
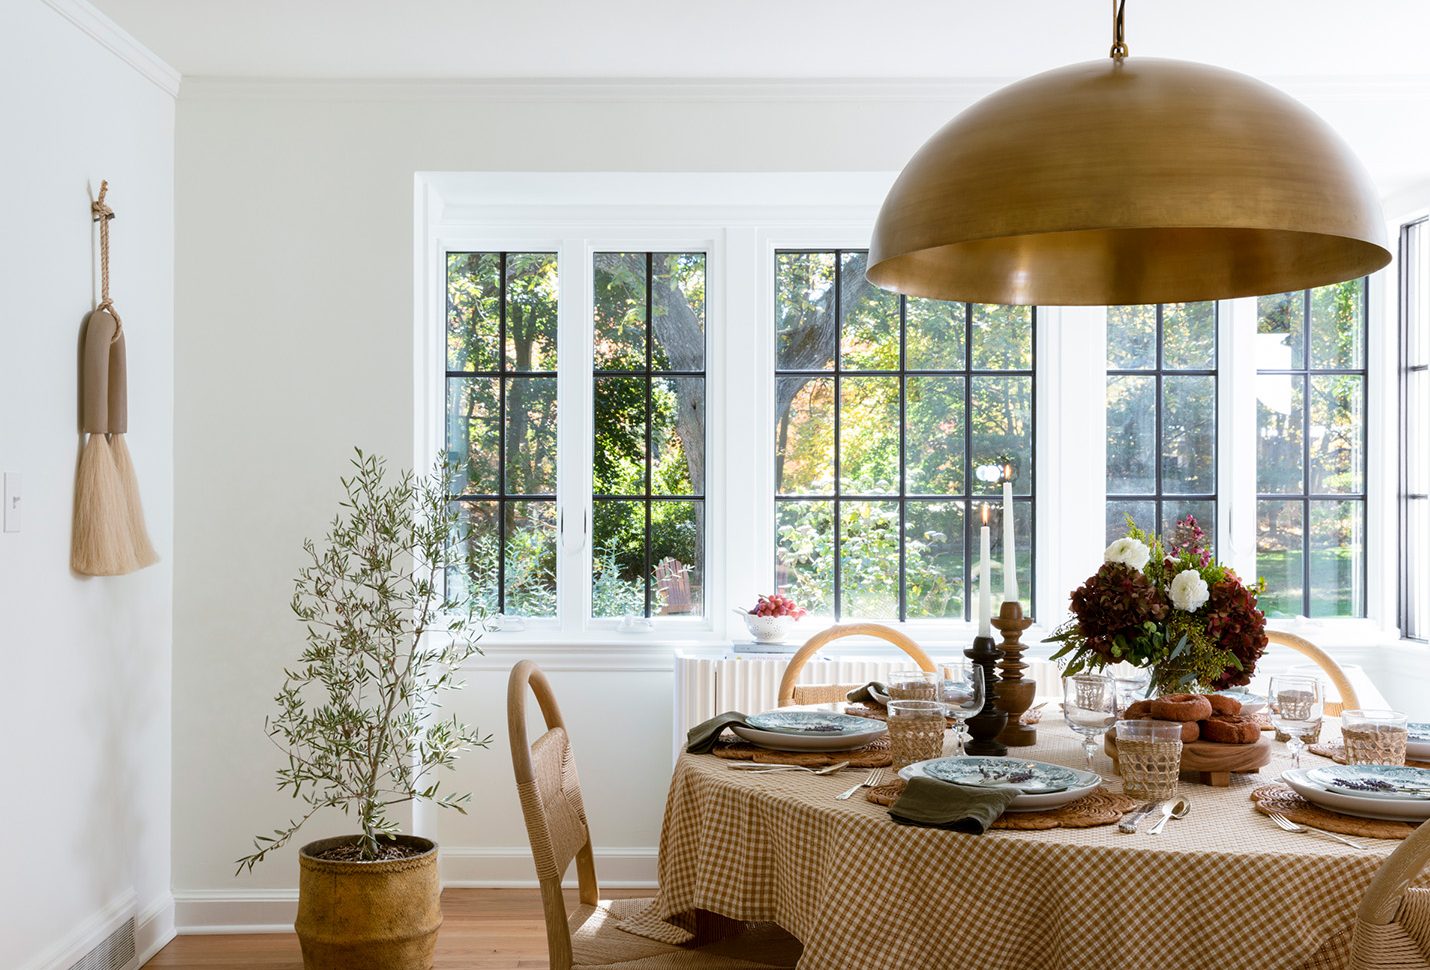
[40,0,181,97]
[135,893,177,968]
[18,889,137,970]
[174,890,298,936]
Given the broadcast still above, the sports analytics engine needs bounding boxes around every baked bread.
[1123,699,1154,719]
[1200,713,1260,744]
[1150,693,1214,723]
[1206,693,1242,717]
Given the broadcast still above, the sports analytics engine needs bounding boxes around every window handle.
[560,507,587,555]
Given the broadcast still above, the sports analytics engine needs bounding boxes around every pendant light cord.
[1110,0,1129,59]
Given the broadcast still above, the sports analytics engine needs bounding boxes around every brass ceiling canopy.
[867,3,1391,306]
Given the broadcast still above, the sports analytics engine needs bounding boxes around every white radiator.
[673,650,1063,760]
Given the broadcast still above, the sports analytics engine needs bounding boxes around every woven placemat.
[711,734,892,767]
[865,781,1137,829]
[1249,784,1417,840]
[1309,740,1430,770]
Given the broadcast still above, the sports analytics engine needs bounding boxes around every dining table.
[621,715,1427,970]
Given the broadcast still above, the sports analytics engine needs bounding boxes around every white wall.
[0,2,176,967]
[171,76,1430,927]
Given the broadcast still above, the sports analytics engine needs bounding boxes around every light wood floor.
[143,888,648,969]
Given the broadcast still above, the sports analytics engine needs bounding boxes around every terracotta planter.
[295,835,441,970]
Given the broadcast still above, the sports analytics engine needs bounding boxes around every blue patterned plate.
[1407,723,1430,761]
[744,711,878,736]
[1305,764,1430,801]
[917,756,1084,794]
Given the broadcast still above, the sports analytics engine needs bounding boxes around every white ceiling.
[91,0,1430,81]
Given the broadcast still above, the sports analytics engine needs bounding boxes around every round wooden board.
[1104,729,1271,777]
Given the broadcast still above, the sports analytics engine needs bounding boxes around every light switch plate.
[3,473,19,533]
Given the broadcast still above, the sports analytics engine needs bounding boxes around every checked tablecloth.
[623,724,1427,970]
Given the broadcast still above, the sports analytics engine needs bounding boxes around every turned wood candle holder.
[963,634,1007,756]
[992,601,1037,747]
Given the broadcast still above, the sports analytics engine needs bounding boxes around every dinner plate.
[731,720,887,753]
[745,711,881,736]
[1407,723,1430,761]
[1215,689,1266,716]
[1304,764,1430,801]
[1282,769,1430,822]
[899,758,1102,812]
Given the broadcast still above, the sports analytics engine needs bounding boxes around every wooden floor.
[143,888,648,969]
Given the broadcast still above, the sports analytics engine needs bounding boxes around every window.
[1403,219,1430,641]
[772,250,1034,621]
[591,252,707,619]
[1255,281,1368,618]
[445,252,560,618]
[1105,303,1218,542]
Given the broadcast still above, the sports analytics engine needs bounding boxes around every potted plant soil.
[237,451,490,970]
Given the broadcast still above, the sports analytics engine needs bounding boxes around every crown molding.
[178,73,1430,107]
[41,0,181,97]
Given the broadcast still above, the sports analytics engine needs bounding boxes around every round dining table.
[621,720,1424,970]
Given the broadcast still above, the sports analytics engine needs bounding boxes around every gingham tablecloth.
[624,723,1427,970]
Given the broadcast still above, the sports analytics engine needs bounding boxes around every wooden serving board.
[1103,729,1271,787]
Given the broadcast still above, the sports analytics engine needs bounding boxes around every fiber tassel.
[109,433,158,566]
[73,432,140,576]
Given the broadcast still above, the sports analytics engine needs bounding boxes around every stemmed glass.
[935,662,985,757]
[1063,674,1117,771]
[1268,675,1324,769]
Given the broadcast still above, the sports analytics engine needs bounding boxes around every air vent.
[70,915,134,970]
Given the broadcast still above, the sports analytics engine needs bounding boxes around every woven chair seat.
[1349,889,1430,970]
[571,897,800,969]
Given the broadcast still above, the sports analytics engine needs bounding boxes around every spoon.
[1148,797,1191,835]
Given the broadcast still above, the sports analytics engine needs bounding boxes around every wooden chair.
[507,661,801,969]
[1348,820,1430,969]
[776,623,935,707]
[1265,630,1362,716]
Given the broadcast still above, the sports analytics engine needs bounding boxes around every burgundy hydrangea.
[1068,562,1169,663]
[1204,577,1268,688]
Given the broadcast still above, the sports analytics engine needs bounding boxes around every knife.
[1117,800,1160,834]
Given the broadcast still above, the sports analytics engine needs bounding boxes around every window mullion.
[558,237,591,632]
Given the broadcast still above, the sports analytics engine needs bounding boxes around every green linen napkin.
[888,775,1021,834]
[846,681,888,704]
[686,711,751,754]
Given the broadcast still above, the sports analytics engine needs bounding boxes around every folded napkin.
[846,681,889,705]
[686,711,750,754]
[888,775,1021,834]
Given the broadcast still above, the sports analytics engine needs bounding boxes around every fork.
[1266,811,1368,849]
[835,769,885,801]
[729,761,851,775]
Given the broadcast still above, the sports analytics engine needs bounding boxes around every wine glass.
[935,662,985,757]
[1111,668,1151,716]
[1268,675,1323,769]
[1063,674,1117,770]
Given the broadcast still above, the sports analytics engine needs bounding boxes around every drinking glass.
[1268,675,1324,769]
[887,668,937,701]
[1114,719,1183,800]
[935,662,985,757]
[1341,709,1409,766]
[1062,674,1117,770]
[887,699,947,771]
[1112,670,1152,716]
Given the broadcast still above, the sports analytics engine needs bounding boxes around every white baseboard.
[174,846,659,934]
[135,892,176,966]
[19,889,137,970]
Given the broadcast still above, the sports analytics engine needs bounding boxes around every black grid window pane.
[444,252,559,618]
[1105,302,1218,544]
[1402,219,1430,640]
[774,249,1035,622]
[1256,282,1368,618]
[592,252,707,619]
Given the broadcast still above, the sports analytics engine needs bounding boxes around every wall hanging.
[73,180,157,576]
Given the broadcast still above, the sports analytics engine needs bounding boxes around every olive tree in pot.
[238,451,490,970]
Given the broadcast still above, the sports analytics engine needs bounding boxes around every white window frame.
[414,171,1401,652]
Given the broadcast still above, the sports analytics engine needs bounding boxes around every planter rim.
[298,834,438,875]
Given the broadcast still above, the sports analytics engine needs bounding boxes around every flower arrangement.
[749,593,807,619]
[1046,516,1268,694]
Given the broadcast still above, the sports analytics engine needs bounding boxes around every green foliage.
[237,451,491,871]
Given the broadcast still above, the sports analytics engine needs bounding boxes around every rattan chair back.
[777,623,934,707]
[1266,630,1362,716]
[1349,820,1430,969]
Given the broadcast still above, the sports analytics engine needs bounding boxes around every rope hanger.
[91,179,122,340]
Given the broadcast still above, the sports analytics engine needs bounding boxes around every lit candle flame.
[1004,463,1013,480]
[981,503,990,526]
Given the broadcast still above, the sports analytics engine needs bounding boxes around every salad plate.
[1406,723,1430,761]
[732,712,886,752]
[1304,764,1430,801]
[1214,688,1266,716]
[899,757,1101,811]
[1282,769,1430,821]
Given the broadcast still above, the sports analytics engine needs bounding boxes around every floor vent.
[70,915,135,970]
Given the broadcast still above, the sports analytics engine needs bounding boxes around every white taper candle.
[1002,475,1018,604]
[978,503,992,638]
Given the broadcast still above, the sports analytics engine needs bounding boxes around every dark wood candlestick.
[963,634,1007,756]
[992,601,1037,747]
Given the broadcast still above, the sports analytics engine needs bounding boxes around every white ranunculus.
[1168,569,1211,612]
[1103,537,1151,571]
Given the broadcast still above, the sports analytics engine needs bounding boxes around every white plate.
[1215,689,1266,716]
[899,759,1102,812]
[1282,769,1430,822]
[1407,723,1430,761]
[730,721,887,752]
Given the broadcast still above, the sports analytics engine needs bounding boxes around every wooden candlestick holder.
[963,634,1007,756]
[992,601,1037,747]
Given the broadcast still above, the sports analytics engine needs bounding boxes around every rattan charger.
[711,735,892,768]
[1249,784,1418,840]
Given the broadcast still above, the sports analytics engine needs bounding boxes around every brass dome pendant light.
[867,0,1391,306]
